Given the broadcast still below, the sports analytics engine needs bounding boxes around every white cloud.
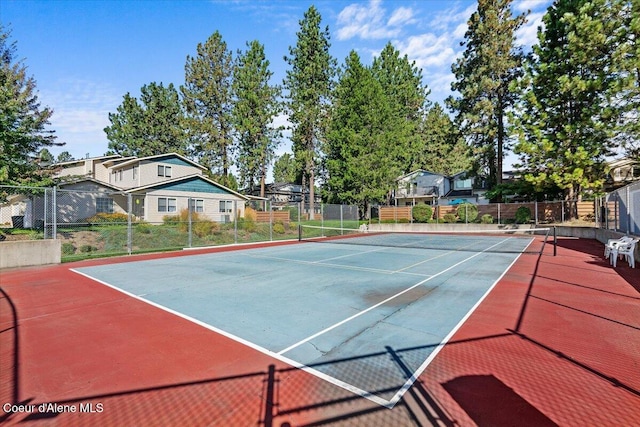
[38,78,121,158]
[336,0,417,41]
[517,11,545,48]
[514,0,549,12]
[396,33,457,69]
[387,7,414,27]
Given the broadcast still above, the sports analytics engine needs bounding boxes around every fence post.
[127,193,133,255]
[269,200,273,242]
[535,201,539,226]
[498,203,501,225]
[52,187,57,240]
[234,200,238,244]
[626,186,631,234]
[188,197,192,248]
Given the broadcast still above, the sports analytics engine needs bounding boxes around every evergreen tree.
[325,51,397,216]
[371,42,430,172]
[448,0,526,193]
[418,103,472,176]
[514,0,622,216]
[182,31,235,187]
[232,40,282,197]
[0,25,62,186]
[284,6,336,218]
[104,82,188,157]
[272,153,298,183]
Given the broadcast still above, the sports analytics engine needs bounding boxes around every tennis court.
[2,228,639,426]
[71,227,550,408]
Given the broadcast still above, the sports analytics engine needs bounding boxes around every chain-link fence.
[1,185,361,260]
[372,200,597,225]
[598,180,640,235]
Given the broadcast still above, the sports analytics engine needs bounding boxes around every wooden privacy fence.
[255,211,291,224]
[379,201,596,223]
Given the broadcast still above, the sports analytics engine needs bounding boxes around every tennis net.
[298,225,556,255]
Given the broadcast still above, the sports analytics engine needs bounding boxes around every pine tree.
[182,31,235,187]
[325,51,397,216]
[514,0,623,217]
[0,25,62,186]
[371,42,430,172]
[418,103,472,176]
[104,82,188,157]
[283,6,336,218]
[448,0,526,194]
[232,40,282,197]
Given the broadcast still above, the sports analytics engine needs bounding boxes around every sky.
[2,0,552,175]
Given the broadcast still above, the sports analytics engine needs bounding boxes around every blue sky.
[3,0,552,171]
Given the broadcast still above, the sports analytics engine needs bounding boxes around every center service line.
[277,237,512,355]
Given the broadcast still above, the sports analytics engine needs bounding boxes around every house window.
[133,166,138,179]
[118,170,122,181]
[96,197,114,213]
[219,200,233,213]
[158,165,172,177]
[158,197,177,213]
[190,199,204,213]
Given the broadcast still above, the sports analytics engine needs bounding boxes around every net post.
[298,224,302,242]
[553,226,557,256]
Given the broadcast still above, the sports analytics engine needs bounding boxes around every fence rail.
[379,200,596,224]
[3,181,639,260]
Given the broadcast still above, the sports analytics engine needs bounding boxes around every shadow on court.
[2,237,640,426]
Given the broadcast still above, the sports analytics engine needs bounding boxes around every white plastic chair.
[604,236,634,259]
[610,238,638,268]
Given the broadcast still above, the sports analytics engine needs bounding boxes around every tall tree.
[609,0,640,157]
[448,0,526,194]
[182,31,235,187]
[513,0,622,217]
[232,40,282,197]
[325,51,397,216]
[371,42,430,172]
[284,6,336,218]
[104,82,188,157]
[0,25,62,186]
[272,153,298,183]
[417,103,472,176]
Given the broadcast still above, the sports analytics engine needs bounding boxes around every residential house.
[3,153,248,227]
[394,170,488,206]
[606,157,640,191]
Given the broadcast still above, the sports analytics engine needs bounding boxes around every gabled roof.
[56,177,124,192]
[608,157,638,168]
[110,153,206,171]
[396,169,444,181]
[54,154,123,167]
[124,174,249,200]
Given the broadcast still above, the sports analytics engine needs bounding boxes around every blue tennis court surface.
[73,237,530,407]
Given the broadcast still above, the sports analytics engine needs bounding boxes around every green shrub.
[135,222,152,234]
[443,213,457,223]
[62,242,76,255]
[193,220,218,237]
[273,223,285,234]
[515,206,532,224]
[79,244,98,253]
[412,204,433,223]
[86,212,129,223]
[457,203,478,222]
[480,214,494,224]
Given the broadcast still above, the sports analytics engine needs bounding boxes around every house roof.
[54,154,123,167]
[57,177,123,192]
[124,174,249,200]
[110,153,206,171]
[608,157,638,168]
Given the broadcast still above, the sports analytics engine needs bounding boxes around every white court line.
[70,235,528,409]
[247,253,431,277]
[277,237,514,356]
[69,267,393,408]
[386,250,524,408]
